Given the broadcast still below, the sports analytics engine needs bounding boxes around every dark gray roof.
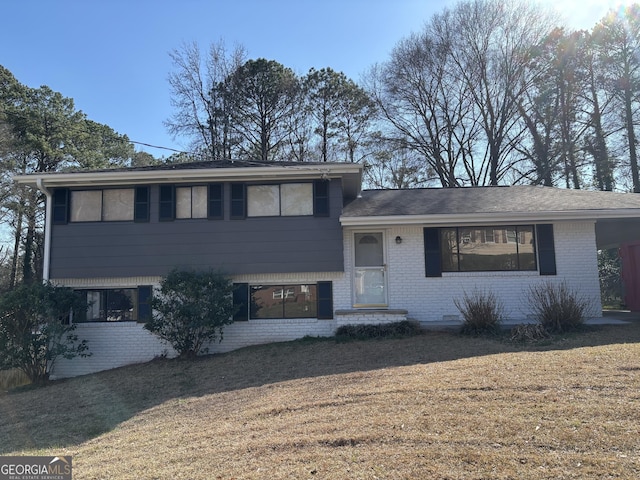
[58,159,339,175]
[342,185,640,217]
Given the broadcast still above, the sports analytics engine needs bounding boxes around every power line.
[130,140,189,154]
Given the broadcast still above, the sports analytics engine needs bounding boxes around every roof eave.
[339,209,640,226]
[13,163,363,196]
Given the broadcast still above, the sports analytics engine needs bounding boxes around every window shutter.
[52,188,69,224]
[317,281,333,319]
[137,286,153,323]
[232,283,249,321]
[424,228,442,277]
[208,183,224,219]
[313,180,330,217]
[230,183,246,219]
[134,186,150,222]
[159,185,175,221]
[536,224,557,276]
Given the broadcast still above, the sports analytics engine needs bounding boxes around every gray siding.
[50,180,345,278]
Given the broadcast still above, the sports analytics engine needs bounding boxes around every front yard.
[1,322,639,479]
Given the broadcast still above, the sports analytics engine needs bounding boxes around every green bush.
[527,281,588,333]
[145,269,235,358]
[454,289,504,336]
[0,282,90,383]
[335,320,422,340]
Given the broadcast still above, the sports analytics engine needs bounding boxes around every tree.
[227,59,299,161]
[335,77,377,163]
[145,269,235,358]
[165,41,247,160]
[0,65,133,285]
[0,282,89,383]
[592,6,640,192]
[303,68,348,162]
[445,0,554,185]
[371,0,553,187]
[369,28,478,187]
[598,248,622,306]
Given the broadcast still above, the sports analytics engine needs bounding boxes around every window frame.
[232,282,333,320]
[246,183,314,218]
[424,225,551,277]
[439,225,537,273]
[70,188,140,223]
[74,287,146,323]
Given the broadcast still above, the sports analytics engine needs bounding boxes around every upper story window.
[69,188,147,222]
[231,180,330,219]
[159,184,223,221]
[176,186,208,219]
[247,183,313,217]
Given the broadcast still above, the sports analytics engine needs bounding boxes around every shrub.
[145,269,235,358]
[454,289,504,336]
[509,323,551,343]
[335,320,422,340]
[0,282,90,384]
[527,281,588,333]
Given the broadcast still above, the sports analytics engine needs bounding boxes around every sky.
[0,0,634,158]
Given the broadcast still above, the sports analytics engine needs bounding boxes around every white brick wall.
[52,322,177,379]
[52,272,342,378]
[339,222,602,324]
[51,221,603,378]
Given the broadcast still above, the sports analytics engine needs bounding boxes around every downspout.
[35,178,52,282]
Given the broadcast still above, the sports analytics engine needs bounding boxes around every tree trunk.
[624,86,640,192]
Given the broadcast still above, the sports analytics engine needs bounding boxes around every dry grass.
[0,368,30,391]
[1,323,640,479]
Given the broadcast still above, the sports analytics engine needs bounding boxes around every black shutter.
[159,185,175,221]
[134,186,150,222]
[424,227,442,277]
[317,281,333,319]
[137,286,153,323]
[208,183,224,219]
[52,188,69,224]
[232,283,249,321]
[313,180,330,217]
[230,183,246,219]
[536,224,557,276]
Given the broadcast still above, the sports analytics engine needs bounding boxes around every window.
[247,183,313,217]
[75,288,143,322]
[103,189,135,221]
[160,184,224,221]
[69,188,148,223]
[233,282,333,320]
[250,284,317,318]
[176,186,208,219]
[71,190,102,222]
[439,226,536,272]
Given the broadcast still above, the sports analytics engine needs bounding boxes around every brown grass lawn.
[1,323,640,479]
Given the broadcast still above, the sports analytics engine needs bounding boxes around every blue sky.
[0,0,628,158]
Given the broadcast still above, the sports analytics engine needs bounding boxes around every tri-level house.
[14,160,640,378]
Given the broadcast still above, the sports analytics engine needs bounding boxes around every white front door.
[353,232,387,307]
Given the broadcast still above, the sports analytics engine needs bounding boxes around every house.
[14,160,640,378]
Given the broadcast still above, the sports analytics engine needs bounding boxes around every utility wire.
[130,140,189,154]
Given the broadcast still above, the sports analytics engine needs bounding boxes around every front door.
[353,232,387,307]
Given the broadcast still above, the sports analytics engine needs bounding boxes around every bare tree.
[165,40,247,160]
[368,29,479,187]
[445,0,555,185]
